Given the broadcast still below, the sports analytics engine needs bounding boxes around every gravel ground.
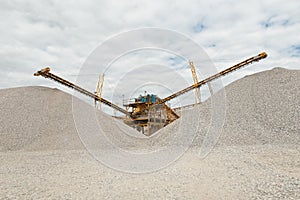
[0,67,299,199]
[0,146,299,199]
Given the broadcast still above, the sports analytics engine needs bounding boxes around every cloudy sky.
[0,0,299,112]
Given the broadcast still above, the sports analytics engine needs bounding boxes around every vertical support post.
[95,73,105,110]
[189,61,201,103]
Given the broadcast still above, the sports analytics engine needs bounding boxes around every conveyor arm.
[159,52,267,104]
[34,68,131,116]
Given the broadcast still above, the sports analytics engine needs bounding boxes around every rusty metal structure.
[34,52,267,135]
[123,94,179,135]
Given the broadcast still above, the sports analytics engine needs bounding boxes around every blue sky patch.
[262,15,290,28]
[192,21,206,33]
[290,45,300,57]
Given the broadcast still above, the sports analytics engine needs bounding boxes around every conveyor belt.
[158,52,267,104]
[34,68,131,116]
[34,52,267,120]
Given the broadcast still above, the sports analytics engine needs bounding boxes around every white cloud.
[0,0,299,113]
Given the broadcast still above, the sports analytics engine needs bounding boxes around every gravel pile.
[222,67,299,145]
[0,86,83,151]
[0,67,299,151]
[191,67,300,146]
[0,67,299,199]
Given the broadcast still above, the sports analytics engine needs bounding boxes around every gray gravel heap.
[192,67,300,146]
[0,67,299,152]
[0,67,299,199]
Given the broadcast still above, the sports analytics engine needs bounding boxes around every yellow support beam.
[95,73,104,110]
[189,61,201,104]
